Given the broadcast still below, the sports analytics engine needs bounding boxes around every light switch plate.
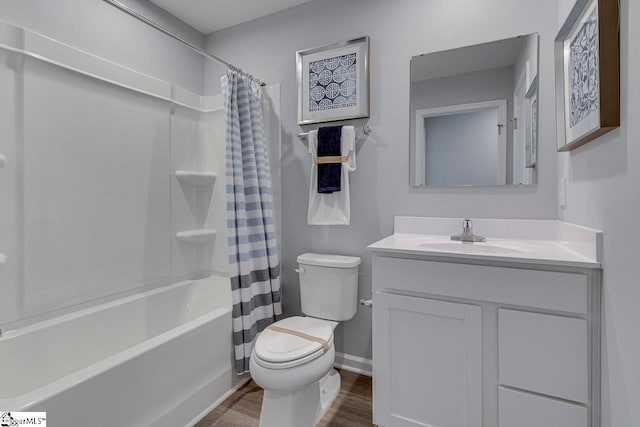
[559,178,567,209]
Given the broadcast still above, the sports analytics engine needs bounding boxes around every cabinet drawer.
[373,256,588,313]
[498,309,588,403]
[499,387,587,427]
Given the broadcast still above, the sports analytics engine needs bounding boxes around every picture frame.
[525,76,538,168]
[296,36,370,125]
[555,0,619,151]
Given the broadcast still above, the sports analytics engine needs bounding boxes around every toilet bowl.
[250,316,339,427]
[250,253,360,427]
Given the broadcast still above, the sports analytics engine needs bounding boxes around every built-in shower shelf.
[175,171,217,186]
[176,229,217,242]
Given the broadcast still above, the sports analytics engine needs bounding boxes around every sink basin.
[417,241,527,255]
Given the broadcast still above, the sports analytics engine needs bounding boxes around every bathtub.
[0,276,240,427]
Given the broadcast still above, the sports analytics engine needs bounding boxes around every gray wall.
[205,0,559,359]
[557,0,640,426]
[513,33,539,88]
[411,67,515,183]
[0,0,206,93]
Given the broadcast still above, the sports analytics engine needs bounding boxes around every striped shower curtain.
[221,69,282,374]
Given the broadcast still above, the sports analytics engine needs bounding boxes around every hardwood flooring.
[195,370,374,427]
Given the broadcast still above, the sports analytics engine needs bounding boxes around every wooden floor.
[195,370,374,427]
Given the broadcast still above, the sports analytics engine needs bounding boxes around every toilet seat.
[253,316,334,370]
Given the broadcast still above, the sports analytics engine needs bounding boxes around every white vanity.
[368,217,602,427]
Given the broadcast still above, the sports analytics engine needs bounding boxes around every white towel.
[307,126,356,225]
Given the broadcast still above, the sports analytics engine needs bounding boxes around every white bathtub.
[0,276,238,427]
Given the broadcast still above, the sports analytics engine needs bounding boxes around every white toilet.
[249,253,361,427]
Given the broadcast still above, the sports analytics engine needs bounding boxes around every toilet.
[249,253,361,427]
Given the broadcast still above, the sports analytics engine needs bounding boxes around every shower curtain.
[222,68,282,374]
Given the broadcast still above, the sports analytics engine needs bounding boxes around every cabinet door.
[373,292,482,427]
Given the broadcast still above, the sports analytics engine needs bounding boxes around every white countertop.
[367,217,603,269]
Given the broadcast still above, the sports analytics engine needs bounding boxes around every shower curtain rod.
[101,0,266,86]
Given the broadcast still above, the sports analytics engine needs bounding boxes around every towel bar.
[298,125,371,139]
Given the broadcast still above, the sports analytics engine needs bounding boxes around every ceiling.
[411,37,524,82]
[150,0,315,34]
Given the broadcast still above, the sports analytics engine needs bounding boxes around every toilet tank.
[297,253,361,321]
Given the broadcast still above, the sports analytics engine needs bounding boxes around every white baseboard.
[334,352,372,377]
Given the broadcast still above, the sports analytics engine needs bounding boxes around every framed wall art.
[555,0,619,151]
[297,36,370,125]
[526,76,539,168]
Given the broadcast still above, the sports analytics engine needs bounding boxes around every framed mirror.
[410,34,539,187]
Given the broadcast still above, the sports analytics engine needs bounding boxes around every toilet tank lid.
[297,253,361,268]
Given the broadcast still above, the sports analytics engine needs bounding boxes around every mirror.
[410,34,539,187]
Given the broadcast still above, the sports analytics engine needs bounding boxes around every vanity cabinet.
[370,255,601,427]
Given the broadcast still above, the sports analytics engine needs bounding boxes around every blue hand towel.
[317,125,343,193]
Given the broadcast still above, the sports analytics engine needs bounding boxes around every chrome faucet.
[451,219,486,242]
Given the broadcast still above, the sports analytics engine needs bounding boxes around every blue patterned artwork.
[531,97,538,164]
[309,53,357,112]
[569,7,599,128]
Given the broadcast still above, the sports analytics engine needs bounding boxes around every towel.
[317,126,343,193]
[307,126,356,225]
